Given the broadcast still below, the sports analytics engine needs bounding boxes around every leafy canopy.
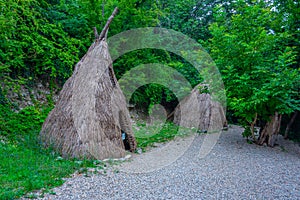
[209,0,300,126]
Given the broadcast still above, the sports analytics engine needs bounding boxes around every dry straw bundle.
[172,84,227,132]
[40,8,136,160]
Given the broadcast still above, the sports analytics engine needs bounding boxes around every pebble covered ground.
[26,125,300,200]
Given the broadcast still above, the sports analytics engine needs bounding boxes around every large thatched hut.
[40,9,136,160]
[172,84,227,132]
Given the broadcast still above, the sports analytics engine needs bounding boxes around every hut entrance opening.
[121,131,131,151]
[118,111,136,152]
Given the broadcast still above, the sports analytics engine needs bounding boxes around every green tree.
[273,0,300,139]
[209,1,300,145]
[0,0,82,92]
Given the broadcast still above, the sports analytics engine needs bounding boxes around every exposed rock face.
[3,82,59,109]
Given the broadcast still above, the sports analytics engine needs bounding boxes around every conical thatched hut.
[172,84,227,132]
[40,8,136,160]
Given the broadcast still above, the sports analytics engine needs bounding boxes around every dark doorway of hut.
[121,131,131,151]
[121,130,136,152]
[118,110,136,152]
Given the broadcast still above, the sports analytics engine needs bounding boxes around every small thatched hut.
[40,8,136,160]
[172,84,227,132]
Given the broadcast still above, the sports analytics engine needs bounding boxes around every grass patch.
[0,103,195,199]
[0,142,93,199]
[133,121,196,151]
[0,104,99,199]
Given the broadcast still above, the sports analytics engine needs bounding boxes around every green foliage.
[209,0,300,134]
[134,121,182,150]
[115,48,202,111]
[134,120,198,151]
[0,104,101,199]
[1,0,206,111]
[0,0,170,107]
[0,105,51,141]
[0,0,82,91]
[77,0,160,37]
[159,0,212,40]
[242,126,252,139]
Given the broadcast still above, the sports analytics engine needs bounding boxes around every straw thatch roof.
[172,84,227,132]
[40,9,136,160]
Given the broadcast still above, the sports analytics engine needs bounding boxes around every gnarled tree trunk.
[257,112,282,147]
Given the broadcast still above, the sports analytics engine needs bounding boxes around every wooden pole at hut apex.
[93,7,119,41]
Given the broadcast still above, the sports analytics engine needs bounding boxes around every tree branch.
[250,112,258,142]
[98,7,118,41]
[93,27,99,39]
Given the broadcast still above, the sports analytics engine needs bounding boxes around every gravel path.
[29,125,300,199]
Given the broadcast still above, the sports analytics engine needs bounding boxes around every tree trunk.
[257,112,282,147]
[284,111,298,139]
[250,113,258,142]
